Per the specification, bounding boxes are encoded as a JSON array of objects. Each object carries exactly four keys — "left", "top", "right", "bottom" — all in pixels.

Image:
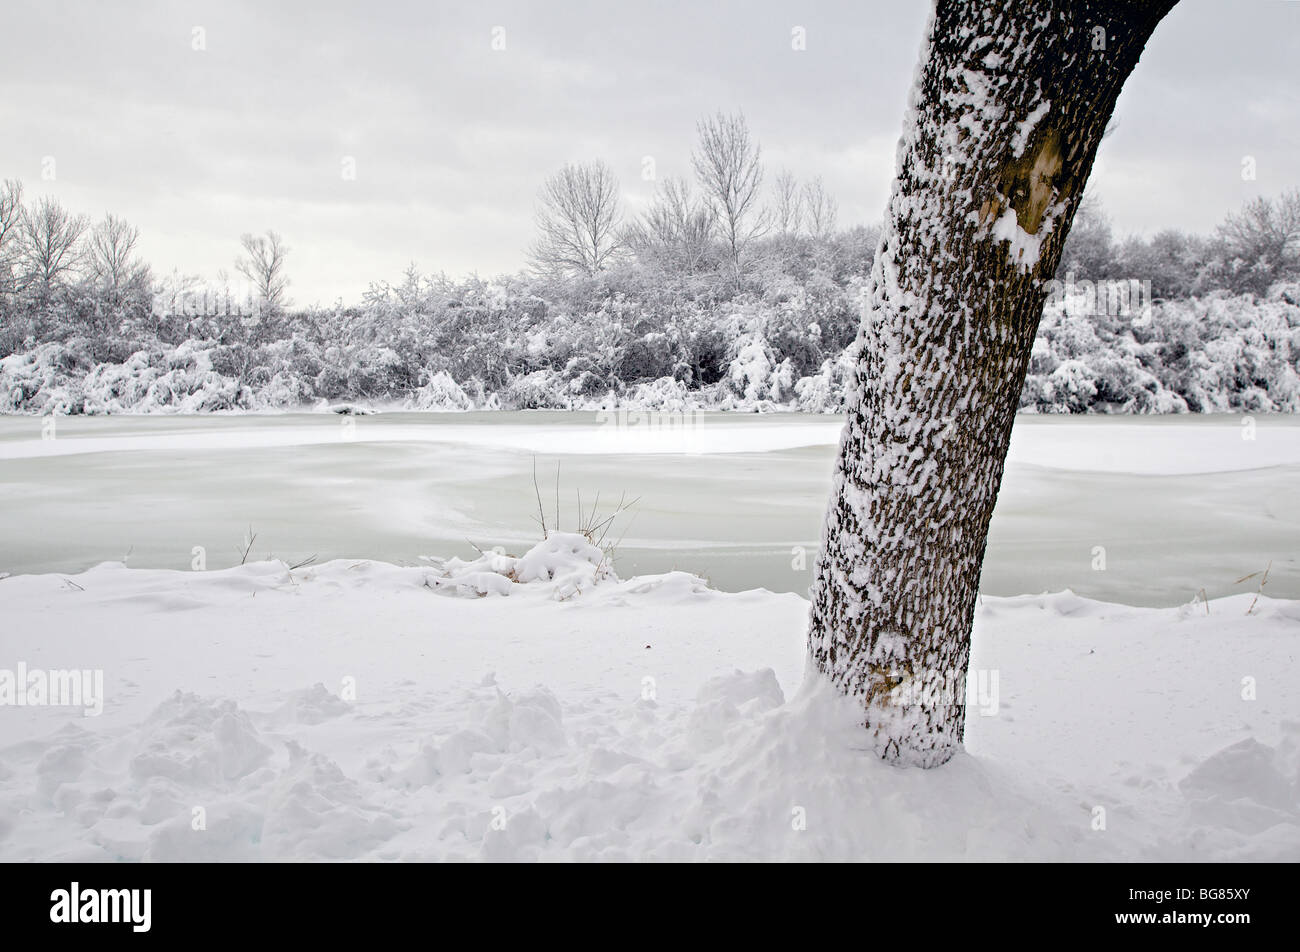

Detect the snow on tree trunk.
[{"left": 807, "top": 0, "right": 1177, "bottom": 767}]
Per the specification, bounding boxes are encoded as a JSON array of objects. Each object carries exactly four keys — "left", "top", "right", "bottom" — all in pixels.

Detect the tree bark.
[{"left": 807, "top": 0, "right": 1177, "bottom": 766}]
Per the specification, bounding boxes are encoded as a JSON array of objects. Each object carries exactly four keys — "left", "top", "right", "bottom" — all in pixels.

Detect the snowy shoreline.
[
  {"left": 1, "top": 536, "right": 1296, "bottom": 862},
  {"left": 4, "top": 289, "right": 1300, "bottom": 418}
]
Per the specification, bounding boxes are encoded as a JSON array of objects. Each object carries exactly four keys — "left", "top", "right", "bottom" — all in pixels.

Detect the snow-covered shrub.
[
  {"left": 622, "top": 376, "right": 692, "bottom": 412},
  {"left": 793, "top": 353, "right": 853, "bottom": 413},
  {"left": 404, "top": 371, "right": 474, "bottom": 412},
  {"left": 505, "top": 369, "right": 570, "bottom": 409},
  {"left": 425, "top": 533, "right": 614, "bottom": 600},
  {"left": 3, "top": 248, "right": 1297, "bottom": 416},
  {"left": 726, "top": 327, "right": 791, "bottom": 404},
  {"left": 1021, "top": 293, "right": 1300, "bottom": 413}
]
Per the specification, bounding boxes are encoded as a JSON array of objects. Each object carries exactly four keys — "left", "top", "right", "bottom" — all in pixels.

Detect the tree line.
[
  {"left": 0, "top": 110, "right": 1297, "bottom": 409},
  {"left": 0, "top": 176, "right": 292, "bottom": 356},
  {"left": 530, "top": 110, "right": 845, "bottom": 286},
  {"left": 1057, "top": 190, "right": 1300, "bottom": 297}
]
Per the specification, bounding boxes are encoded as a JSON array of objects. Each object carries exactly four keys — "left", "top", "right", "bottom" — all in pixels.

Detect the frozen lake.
[{"left": 0, "top": 411, "right": 1296, "bottom": 606}]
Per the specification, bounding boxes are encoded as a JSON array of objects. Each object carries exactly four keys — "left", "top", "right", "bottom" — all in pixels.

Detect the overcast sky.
[{"left": 3, "top": 0, "right": 1298, "bottom": 305}]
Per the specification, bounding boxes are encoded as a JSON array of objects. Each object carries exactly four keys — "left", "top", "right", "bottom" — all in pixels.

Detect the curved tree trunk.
[{"left": 807, "top": 0, "right": 1177, "bottom": 766}]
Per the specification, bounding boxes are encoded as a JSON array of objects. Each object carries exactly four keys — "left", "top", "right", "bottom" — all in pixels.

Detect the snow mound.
[
  {"left": 663, "top": 671, "right": 1089, "bottom": 861},
  {"left": 425, "top": 532, "right": 614, "bottom": 600},
  {"left": 1179, "top": 730, "right": 1300, "bottom": 846},
  {"left": 267, "top": 684, "right": 354, "bottom": 727},
  {"left": 130, "top": 692, "right": 273, "bottom": 787},
  {"left": 259, "top": 741, "right": 404, "bottom": 861}
]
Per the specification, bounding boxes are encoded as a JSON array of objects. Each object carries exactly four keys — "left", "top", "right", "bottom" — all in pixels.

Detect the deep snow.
[{"left": 0, "top": 535, "right": 1296, "bottom": 862}]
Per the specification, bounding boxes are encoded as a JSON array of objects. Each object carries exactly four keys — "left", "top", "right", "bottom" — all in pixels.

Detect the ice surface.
[{"left": 0, "top": 413, "right": 1296, "bottom": 603}]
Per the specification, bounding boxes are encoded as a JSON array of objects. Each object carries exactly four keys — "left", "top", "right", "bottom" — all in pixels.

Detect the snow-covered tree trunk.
[{"left": 808, "top": 0, "right": 1177, "bottom": 766}]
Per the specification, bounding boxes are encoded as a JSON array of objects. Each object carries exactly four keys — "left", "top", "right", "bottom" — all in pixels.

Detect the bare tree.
[
  {"left": 802, "top": 176, "right": 838, "bottom": 240},
  {"left": 19, "top": 196, "right": 88, "bottom": 290},
  {"left": 1054, "top": 189, "right": 1114, "bottom": 279},
  {"left": 773, "top": 170, "right": 804, "bottom": 237},
  {"left": 88, "top": 213, "right": 150, "bottom": 296},
  {"left": 236, "top": 230, "right": 291, "bottom": 315},
  {"left": 807, "top": 0, "right": 1177, "bottom": 767},
  {"left": 530, "top": 161, "right": 623, "bottom": 277},
  {"left": 0, "top": 181, "right": 23, "bottom": 256},
  {"left": 626, "top": 176, "right": 714, "bottom": 275},
  {"left": 0, "top": 179, "right": 24, "bottom": 295},
  {"left": 692, "top": 110, "right": 767, "bottom": 283},
  {"left": 1217, "top": 189, "right": 1300, "bottom": 293}
]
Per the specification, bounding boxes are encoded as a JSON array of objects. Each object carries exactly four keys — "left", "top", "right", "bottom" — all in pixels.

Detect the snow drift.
[{"left": 0, "top": 537, "right": 1296, "bottom": 862}]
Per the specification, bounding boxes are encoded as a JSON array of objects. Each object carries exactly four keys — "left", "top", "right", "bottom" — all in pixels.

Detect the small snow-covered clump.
[
  {"left": 794, "top": 353, "right": 854, "bottom": 413},
  {"left": 403, "top": 372, "right": 475, "bottom": 412},
  {"left": 726, "top": 330, "right": 795, "bottom": 405},
  {"left": 623, "top": 376, "right": 692, "bottom": 412},
  {"left": 426, "top": 532, "right": 613, "bottom": 600}
]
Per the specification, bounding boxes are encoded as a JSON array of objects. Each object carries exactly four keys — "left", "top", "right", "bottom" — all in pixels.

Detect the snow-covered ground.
[{"left": 0, "top": 535, "right": 1296, "bottom": 861}]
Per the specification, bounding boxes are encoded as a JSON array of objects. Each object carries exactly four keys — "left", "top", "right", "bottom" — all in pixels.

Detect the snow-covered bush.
[
  {"left": 3, "top": 249, "right": 1298, "bottom": 416},
  {"left": 1020, "top": 294, "right": 1300, "bottom": 413},
  {"left": 623, "top": 376, "right": 692, "bottom": 412},
  {"left": 404, "top": 371, "right": 474, "bottom": 412},
  {"left": 794, "top": 353, "right": 853, "bottom": 413},
  {"left": 425, "top": 533, "right": 615, "bottom": 600}
]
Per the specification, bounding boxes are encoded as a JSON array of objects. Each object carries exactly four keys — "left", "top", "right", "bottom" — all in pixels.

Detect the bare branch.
[
  {"left": 692, "top": 110, "right": 767, "bottom": 284},
  {"left": 18, "top": 196, "right": 88, "bottom": 290},
  {"left": 530, "top": 161, "right": 624, "bottom": 277}
]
